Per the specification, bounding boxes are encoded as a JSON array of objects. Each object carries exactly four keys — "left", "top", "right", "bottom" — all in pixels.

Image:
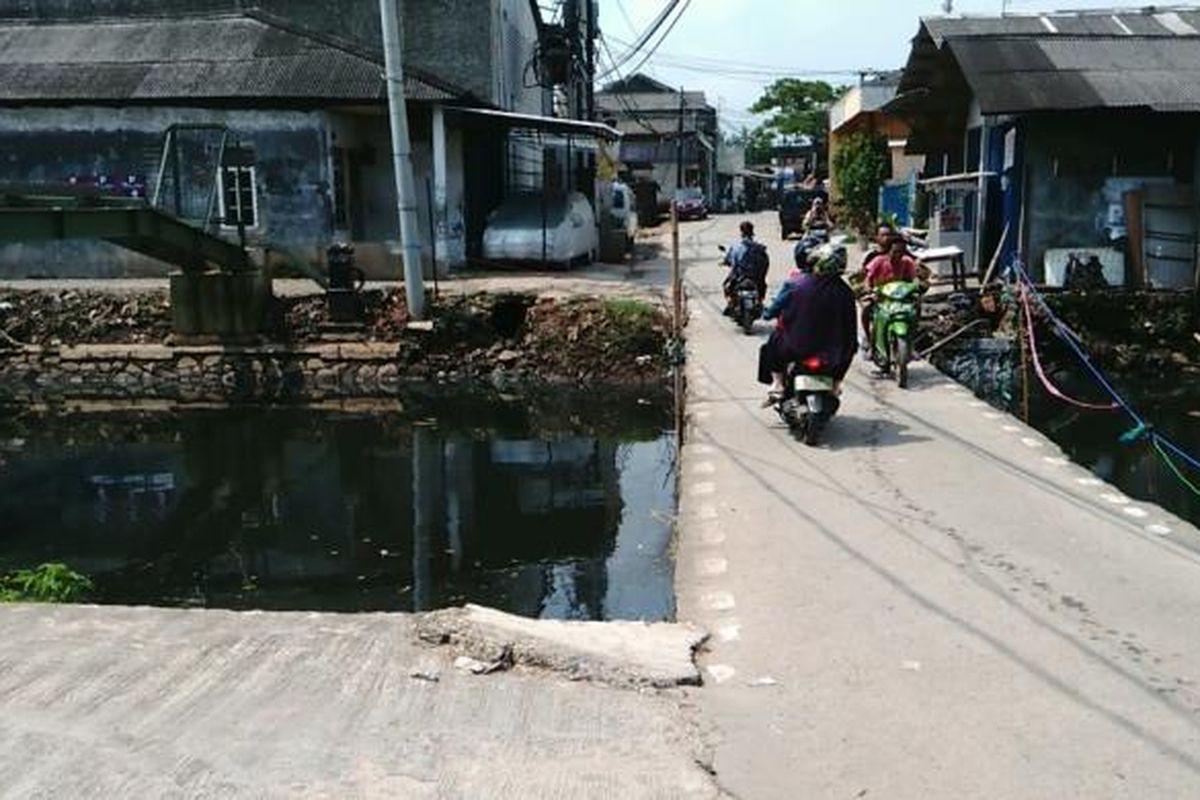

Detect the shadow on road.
[{"left": 821, "top": 414, "right": 931, "bottom": 450}]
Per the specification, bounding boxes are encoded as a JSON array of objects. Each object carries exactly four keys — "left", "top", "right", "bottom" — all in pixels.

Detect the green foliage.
[
  {"left": 832, "top": 132, "right": 892, "bottom": 234},
  {"left": 0, "top": 563, "right": 94, "bottom": 603},
  {"left": 732, "top": 125, "right": 776, "bottom": 166},
  {"left": 603, "top": 298, "right": 658, "bottom": 327},
  {"left": 749, "top": 79, "right": 843, "bottom": 141}
]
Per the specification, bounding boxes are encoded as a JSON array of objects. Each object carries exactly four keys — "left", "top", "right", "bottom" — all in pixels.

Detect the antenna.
[{"left": 941, "top": 0, "right": 953, "bottom": 13}]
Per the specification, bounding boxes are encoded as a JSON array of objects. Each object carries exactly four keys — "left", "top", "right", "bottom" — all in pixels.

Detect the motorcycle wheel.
[
  {"left": 896, "top": 337, "right": 911, "bottom": 389},
  {"left": 741, "top": 310, "right": 754, "bottom": 335},
  {"left": 803, "top": 413, "right": 825, "bottom": 446}
]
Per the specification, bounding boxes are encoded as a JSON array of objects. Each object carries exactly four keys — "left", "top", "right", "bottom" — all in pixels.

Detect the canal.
[{"left": 0, "top": 397, "right": 678, "bottom": 621}]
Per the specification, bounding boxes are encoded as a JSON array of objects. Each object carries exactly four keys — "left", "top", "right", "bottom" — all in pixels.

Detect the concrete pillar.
[{"left": 432, "top": 105, "right": 450, "bottom": 279}]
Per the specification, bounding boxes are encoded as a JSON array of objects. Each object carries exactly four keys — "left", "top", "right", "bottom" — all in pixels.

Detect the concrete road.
[
  {"left": 0, "top": 605, "right": 717, "bottom": 799},
  {"left": 673, "top": 212, "right": 1200, "bottom": 799}
]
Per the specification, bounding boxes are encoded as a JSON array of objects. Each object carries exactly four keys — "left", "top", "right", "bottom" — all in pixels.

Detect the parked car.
[
  {"left": 482, "top": 191, "right": 598, "bottom": 267},
  {"left": 611, "top": 181, "right": 638, "bottom": 251},
  {"left": 674, "top": 187, "right": 708, "bottom": 221},
  {"left": 779, "top": 187, "right": 828, "bottom": 239}
]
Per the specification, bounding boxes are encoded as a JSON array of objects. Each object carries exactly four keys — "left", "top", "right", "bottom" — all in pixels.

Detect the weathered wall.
[
  {"left": 0, "top": 106, "right": 332, "bottom": 277},
  {"left": 1022, "top": 111, "right": 1198, "bottom": 280},
  {"left": 0, "top": 343, "right": 409, "bottom": 403}
]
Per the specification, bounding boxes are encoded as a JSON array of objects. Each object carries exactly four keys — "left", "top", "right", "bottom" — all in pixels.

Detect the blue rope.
[{"left": 1011, "top": 260, "right": 1200, "bottom": 474}]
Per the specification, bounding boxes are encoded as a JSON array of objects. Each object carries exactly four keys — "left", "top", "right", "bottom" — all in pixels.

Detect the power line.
[
  {"left": 618, "top": 0, "right": 695, "bottom": 80},
  {"left": 601, "top": 0, "right": 684, "bottom": 78},
  {"left": 606, "top": 34, "right": 877, "bottom": 78},
  {"left": 597, "top": 33, "right": 667, "bottom": 136}
]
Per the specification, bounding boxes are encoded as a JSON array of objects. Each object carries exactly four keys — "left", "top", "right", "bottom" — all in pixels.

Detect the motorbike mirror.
[{"left": 717, "top": 245, "right": 727, "bottom": 252}]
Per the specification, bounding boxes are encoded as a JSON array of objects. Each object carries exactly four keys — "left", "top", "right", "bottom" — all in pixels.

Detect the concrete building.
[
  {"left": 595, "top": 73, "right": 718, "bottom": 206},
  {"left": 827, "top": 72, "right": 925, "bottom": 223},
  {"left": 894, "top": 9, "right": 1200, "bottom": 283},
  {"left": 0, "top": 0, "right": 609, "bottom": 278}
]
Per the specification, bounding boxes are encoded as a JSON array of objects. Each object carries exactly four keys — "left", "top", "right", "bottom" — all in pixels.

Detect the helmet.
[{"left": 810, "top": 243, "right": 847, "bottom": 275}]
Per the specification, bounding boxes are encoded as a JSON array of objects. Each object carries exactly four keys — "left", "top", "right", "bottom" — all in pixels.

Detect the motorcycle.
[
  {"left": 718, "top": 245, "right": 763, "bottom": 335},
  {"left": 871, "top": 280, "right": 921, "bottom": 389},
  {"left": 773, "top": 355, "right": 840, "bottom": 446}
]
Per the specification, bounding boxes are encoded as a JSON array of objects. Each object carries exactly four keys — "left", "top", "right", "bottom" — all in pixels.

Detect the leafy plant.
[
  {"left": 0, "top": 563, "right": 94, "bottom": 603},
  {"left": 603, "top": 298, "right": 659, "bottom": 327},
  {"left": 832, "top": 132, "right": 892, "bottom": 234}
]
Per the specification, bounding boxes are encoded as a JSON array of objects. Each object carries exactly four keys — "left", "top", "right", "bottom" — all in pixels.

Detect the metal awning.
[
  {"left": 448, "top": 107, "right": 622, "bottom": 140},
  {"left": 920, "top": 171, "right": 996, "bottom": 188}
]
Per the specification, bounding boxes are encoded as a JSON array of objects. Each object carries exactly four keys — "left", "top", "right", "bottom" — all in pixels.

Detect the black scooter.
[
  {"left": 772, "top": 356, "right": 840, "bottom": 446},
  {"left": 718, "top": 245, "right": 763, "bottom": 335}
]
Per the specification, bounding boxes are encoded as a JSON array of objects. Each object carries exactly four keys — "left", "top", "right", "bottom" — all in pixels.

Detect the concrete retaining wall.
[{"left": 0, "top": 343, "right": 415, "bottom": 403}]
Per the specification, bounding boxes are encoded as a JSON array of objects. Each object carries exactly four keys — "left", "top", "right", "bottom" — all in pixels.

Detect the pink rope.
[{"left": 1020, "top": 287, "right": 1119, "bottom": 412}]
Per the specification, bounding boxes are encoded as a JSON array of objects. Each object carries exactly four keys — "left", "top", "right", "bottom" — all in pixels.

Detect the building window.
[{"left": 219, "top": 166, "right": 258, "bottom": 229}]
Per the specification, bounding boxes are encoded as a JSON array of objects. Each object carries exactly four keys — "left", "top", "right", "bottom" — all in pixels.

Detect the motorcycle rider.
[
  {"left": 860, "top": 221, "right": 898, "bottom": 268},
  {"left": 861, "top": 234, "right": 919, "bottom": 356},
  {"left": 759, "top": 244, "right": 858, "bottom": 405},
  {"left": 803, "top": 197, "right": 833, "bottom": 233},
  {"left": 721, "top": 220, "right": 769, "bottom": 316}
]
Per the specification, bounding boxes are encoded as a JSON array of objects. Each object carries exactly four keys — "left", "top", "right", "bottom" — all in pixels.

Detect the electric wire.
[
  {"left": 1010, "top": 261, "right": 1200, "bottom": 495},
  {"left": 600, "top": 0, "right": 684, "bottom": 78},
  {"left": 617, "top": 0, "right": 695, "bottom": 81}
]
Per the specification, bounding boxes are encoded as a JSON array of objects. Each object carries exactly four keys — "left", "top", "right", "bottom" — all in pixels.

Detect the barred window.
[{"left": 219, "top": 166, "right": 258, "bottom": 229}]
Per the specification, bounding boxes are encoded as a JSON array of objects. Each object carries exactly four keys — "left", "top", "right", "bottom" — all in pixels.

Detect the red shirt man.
[{"left": 865, "top": 239, "right": 918, "bottom": 288}]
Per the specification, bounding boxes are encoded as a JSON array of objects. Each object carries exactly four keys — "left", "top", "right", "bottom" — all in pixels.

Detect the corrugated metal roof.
[
  {"left": 922, "top": 8, "right": 1200, "bottom": 43},
  {"left": 947, "top": 35, "right": 1200, "bottom": 113},
  {"left": 0, "top": 13, "right": 465, "bottom": 103}
]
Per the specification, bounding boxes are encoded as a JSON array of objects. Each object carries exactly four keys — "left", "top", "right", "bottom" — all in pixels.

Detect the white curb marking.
[
  {"left": 1122, "top": 507, "right": 1149, "bottom": 519},
  {"left": 703, "top": 591, "right": 736, "bottom": 612},
  {"left": 698, "top": 557, "right": 729, "bottom": 577},
  {"left": 1147, "top": 524, "right": 1173, "bottom": 536},
  {"left": 690, "top": 482, "right": 717, "bottom": 497},
  {"left": 707, "top": 664, "right": 737, "bottom": 684}
]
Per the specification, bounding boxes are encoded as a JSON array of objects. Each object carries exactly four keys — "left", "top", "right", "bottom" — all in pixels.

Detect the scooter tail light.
[{"left": 802, "top": 356, "right": 824, "bottom": 371}]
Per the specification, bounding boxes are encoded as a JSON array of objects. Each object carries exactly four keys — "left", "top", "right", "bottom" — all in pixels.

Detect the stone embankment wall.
[
  {"left": 929, "top": 337, "right": 1019, "bottom": 411},
  {"left": 1, "top": 343, "right": 447, "bottom": 403}
]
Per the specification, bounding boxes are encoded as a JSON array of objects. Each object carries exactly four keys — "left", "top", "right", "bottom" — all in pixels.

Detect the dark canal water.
[
  {"left": 1032, "top": 378, "right": 1200, "bottom": 528},
  {"left": 0, "top": 400, "right": 677, "bottom": 620}
]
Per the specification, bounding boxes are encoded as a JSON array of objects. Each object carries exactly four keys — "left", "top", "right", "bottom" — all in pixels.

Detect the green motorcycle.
[{"left": 872, "top": 280, "right": 921, "bottom": 389}]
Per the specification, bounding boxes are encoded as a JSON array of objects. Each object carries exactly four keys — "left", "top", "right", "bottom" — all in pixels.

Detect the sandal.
[{"left": 761, "top": 390, "right": 784, "bottom": 408}]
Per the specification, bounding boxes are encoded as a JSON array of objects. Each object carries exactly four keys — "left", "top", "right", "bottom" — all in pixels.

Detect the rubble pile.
[
  {"left": 1042, "top": 290, "right": 1199, "bottom": 374},
  {"left": 0, "top": 289, "right": 172, "bottom": 346},
  {"left": 0, "top": 287, "right": 673, "bottom": 387}
]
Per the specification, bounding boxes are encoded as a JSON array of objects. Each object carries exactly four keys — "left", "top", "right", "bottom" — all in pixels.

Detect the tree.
[
  {"left": 746, "top": 79, "right": 845, "bottom": 173},
  {"left": 729, "top": 126, "right": 775, "bottom": 166},
  {"left": 832, "top": 132, "right": 891, "bottom": 234},
  {"left": 749, "top": 79, "right": 842, "bottom": 141}
]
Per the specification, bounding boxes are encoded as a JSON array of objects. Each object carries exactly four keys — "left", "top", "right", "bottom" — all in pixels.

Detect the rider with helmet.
[
  {"left": 721, "top": 220, "right": 769, "bottom": 316},
  {"left": 758, "top": 243, "right": 858, "bottom": 404}
]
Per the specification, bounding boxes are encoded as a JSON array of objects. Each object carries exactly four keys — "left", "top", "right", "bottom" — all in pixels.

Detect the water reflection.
[{"left": 0, "top": 406, "right": 677, "bottom": 620}]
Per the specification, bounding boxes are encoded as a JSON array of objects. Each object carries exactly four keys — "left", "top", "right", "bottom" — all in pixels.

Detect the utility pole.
[
  {"left": 379, "top": 0, "right": 426, "bottom": 320},
  {"left": 585, "top": 0, "right": 596, "bottom": 119},
  {"left": 676, "top": 86, "right": 685, "bottom": 190}
]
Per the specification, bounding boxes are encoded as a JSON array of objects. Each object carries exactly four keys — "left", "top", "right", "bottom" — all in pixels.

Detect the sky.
[{"left": 594, "top": 0, "right": 1199, "bottom": 132}]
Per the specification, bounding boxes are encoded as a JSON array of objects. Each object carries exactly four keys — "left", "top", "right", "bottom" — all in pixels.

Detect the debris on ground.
[{"left": 0, "top": 288, "right": 675, "bottom": 385}]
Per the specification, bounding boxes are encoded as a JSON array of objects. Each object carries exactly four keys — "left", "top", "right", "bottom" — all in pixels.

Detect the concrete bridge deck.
[{"left": 674, "top": 213, "right": 1200, "bottom": 799}]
